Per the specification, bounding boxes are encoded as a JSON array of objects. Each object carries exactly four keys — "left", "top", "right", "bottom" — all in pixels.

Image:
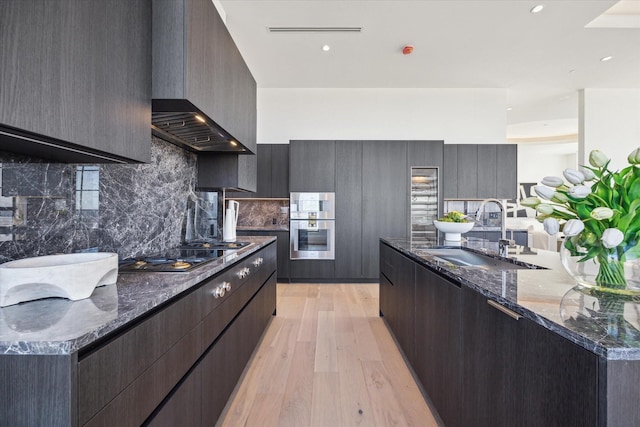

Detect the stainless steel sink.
[{"left": 420, "top": 248, "right": 535, "bottom": 270}]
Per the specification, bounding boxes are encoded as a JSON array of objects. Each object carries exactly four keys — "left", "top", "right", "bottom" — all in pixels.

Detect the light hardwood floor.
[{"left": 217, "top": 283, "right": 440, "bottom": 427}]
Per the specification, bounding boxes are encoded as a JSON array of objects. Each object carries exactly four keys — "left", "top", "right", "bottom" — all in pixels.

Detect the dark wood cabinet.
[
  {"left": 521, "top": 319, "right": 598, "bottom": 427},
  {"left": 152, "top": 0, "right": 256, "bottom": 154},
  {"left": 414, "top": 266, "right": 461, "bottom": 427},
  {"left": 335, "top": 141, "right": 363, "bottom": 279},
  {"left": 378, "top": 242, "right": 415, "bottom": 364},
  {"left": 0, "top": 0, "right": 151, "bottom": 163},
  {"left": 462, "top": 287, "right": 524, "bottom": 427},
  {"left": 362, "top": 141, "right": 408, "bottom": 279},
  {"left": 289, "top": 139, "right": 443, "bottom": 281},
  {"left": 466, "top": 230, "right": 528, "bottom": 246},
  {"left": 443, "top": 144, "right": 517, "bottom": 199},
  {"left": 289, "top": 140, "right": 336, "bottom": 192},
  {"left": 463, "top": 287, "right": 598, "bottom": 427},
  {"left": 271, "top": 145, "right": 290, "bottom": 198},
  {"left": 380, "top": 244, "right": 601, "bottom": 427},
  {"left": 197, "top": 153, "right": 257, "bottom": 192},
  {"left": 254, "top": 145, "right": 273, "bottom": 198},
  {"left": 237, "top": 230, "right": 289, "bottom": 281},
  {"left": 496, "top": 144, "right": 518, "bottom": 199}
]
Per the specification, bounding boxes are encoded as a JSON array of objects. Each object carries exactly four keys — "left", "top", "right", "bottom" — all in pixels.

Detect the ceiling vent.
[{"left": 267, "top": 26, "right": 362, "bottom": 33}]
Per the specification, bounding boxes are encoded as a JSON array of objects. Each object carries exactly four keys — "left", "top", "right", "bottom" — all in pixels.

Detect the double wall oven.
[{"left": 289, "top": 192, "right": 335, "bottom": 260}]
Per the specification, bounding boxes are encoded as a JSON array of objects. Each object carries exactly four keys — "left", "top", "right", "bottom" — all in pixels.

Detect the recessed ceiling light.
[
  {"left": 600, "top": 55, "right": 613, "bottom": 62},
  {"left": 322, "top": 45, "right": 330, "bottom": 52},
  {"left": 194, "top": 115, "right": 206, "bottom": 123},
  {"left": 569, "top": 69, "right": 576, "bottom": 73},
  {"left": 530, "top": 5, "right": 544, "bottom": 14},
  {"left": 506, "top": 107, "right": 513, "bottom": 111}
]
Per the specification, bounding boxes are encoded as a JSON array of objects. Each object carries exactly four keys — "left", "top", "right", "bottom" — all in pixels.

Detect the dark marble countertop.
[
  {"left": 0, "top": 236, "right": 276, "bottom": 356},
  {"left": 382, "top": 237, "right": 640, "bottom": 360}
]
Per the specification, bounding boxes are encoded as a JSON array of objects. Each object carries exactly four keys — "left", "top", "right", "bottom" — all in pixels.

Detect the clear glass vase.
[
  {"left": 560, "top": 286, "right": 640, "bottom": 346},
  {"left": 560, "top": 243, "right": 640, "bottom": 297}
]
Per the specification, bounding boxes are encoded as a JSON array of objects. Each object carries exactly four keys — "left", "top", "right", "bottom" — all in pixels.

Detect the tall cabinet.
[{"left": 290, "top": 140, "right": 444, "bottom": 281}]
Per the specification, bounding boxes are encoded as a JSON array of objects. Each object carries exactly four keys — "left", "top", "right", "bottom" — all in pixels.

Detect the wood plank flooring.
[{"left": 217, "top": 283, "right": 440, "bottom": 427}]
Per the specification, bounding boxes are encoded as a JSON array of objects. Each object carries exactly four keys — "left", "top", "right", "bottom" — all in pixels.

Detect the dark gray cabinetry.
[
  {"left": 289, "top": 140, "right": 336, "bottom": 192},
  {"left": 379, "top": 242, "right": 415, "bottom": 364},
  {"left": 271, "top": 145, "right": 290, "bottom": 198},
  {"left": 414, "top": 266, "right": 461, "bottom": 427},
  {"left": 197, "top": 153, "right": 257, "bottom": 192},
  {"left": 290, "top": 140, "right": 443, "bottom": 281},
  {"left": 380, "top": 244, "right": 601, "bottom": 427},
  {"left": 0, "top": 0, "right": 151, "bottom": 163},
  {"left": 461, "top": 287, "right": 524, "bottom": 426},
  {"left": 496, "top": 143, "right": 518, "bottom": 199},
  {"left": 335, "top": 141, "right": 363, "bottom": 279},
  {"left": 1, "top": 243, "right": 276, "bottom": 427},
  {"left": 463, "top": 287, "right": 598, "bottom": 427},
  {"left": 152, "top": 0, "right": 256, "bottom": 154},
  {"left": 229, "top": 144, "right": 289, "bottom": 198},
  {"left": 237, "top": 230, "right": 289, "bottom": 281},
  {"left": 362, "top": 141, "right": 408, "bottom": 279},
  {"left": 443, "top": 144, "right": 517, "bottom": 199}
]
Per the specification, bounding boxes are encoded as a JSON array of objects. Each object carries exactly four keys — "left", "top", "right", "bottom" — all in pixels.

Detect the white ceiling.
[{"left": 219, "top": 0, "right": 640, "bottom": 139}]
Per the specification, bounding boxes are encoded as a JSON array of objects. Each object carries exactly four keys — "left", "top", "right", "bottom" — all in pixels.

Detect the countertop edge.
[
  {"left": 381, "top": 237, "right": 640, "bottom": 361},
  {"left": 0, "top": 236, "right": 276, "bottom": 356}
]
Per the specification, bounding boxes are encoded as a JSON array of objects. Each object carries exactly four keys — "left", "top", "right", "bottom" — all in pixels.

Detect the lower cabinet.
[
  {"left": 77, "top": 242, "right": 276, "bottom": 427},
  {"left": 463, "top": 287, "right": 598, "bottom": 427},
  {"left": 380, "top": 242, "right": 601, "bottom": 427},
  {"left": 414, "top": 265, "right": 461, "bottom": 427},
  {"left": 379, "top": 242, "right": 415, "bottom": 364},
  {"left": 237, "top": 230, "right": 289, "bottom": 281},
  {"left": 147, "top": 264, "right": 277, "bottom": 426}
]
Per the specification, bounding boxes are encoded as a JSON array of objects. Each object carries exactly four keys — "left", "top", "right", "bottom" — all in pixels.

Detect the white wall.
[
  {"left": 579, "top": 89, "right": 640, "bottom": 170},
  {"left": 517, "top": 142, "right": 578, "bottom": 185},
  {"left": 257, "top": 88, "right": 507, "bottom": 144}
]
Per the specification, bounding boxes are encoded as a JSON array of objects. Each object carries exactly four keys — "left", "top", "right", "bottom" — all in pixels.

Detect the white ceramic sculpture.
[{"left": 0, "top": 253, "right": 118, "bottom": 307}]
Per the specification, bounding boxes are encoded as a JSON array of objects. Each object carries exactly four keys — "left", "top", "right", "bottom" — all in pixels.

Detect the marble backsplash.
[
  {"left": 0, "top": 137, "right": 211, "bottom": 263},
  {"left": 235, "top": 199, "right": 289, "bottom": 227}
]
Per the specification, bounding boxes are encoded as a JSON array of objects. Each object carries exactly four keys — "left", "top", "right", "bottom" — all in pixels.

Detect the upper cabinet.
[
  {"left": 152, "top": 0, "right": 257, "bottom": 155},
  {"left": 444, "top": 144, "right": 517, "bottom": 199},
  {"left": 289, "top": 140, "right": 336, "bottom": 192},
  {"left": 0, "top": 0, "right": 152, "bottom": 163}
]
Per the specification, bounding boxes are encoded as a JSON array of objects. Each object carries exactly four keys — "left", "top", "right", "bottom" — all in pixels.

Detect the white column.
[{"left": 579, "top": 88, "right": 640, "bottom": 170}]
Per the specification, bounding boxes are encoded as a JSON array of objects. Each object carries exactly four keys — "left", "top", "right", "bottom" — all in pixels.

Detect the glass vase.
[{"left": 560, "top": 243, "right": 640, "bottom": 297}]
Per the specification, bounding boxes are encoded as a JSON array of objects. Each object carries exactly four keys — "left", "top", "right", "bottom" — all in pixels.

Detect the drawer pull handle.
[
  {"left": 237, "top": 267, "right": 251, "bottom": 279},
  {"left": 212, "top": 286, "right": 225, "bottom": 299},
  {"left": 487, "top": 300, "right": 521, "bottom": 320},
  {"left": 252, "top": 257, "right": 263, "bottom": 267},
  {"left": 222, "top": 281, "right": 231, "bottom": 292}
]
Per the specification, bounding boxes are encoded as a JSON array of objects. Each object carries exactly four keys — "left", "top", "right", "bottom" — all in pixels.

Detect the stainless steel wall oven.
[{"left": 289, "top": 192, "right": 335, "bottom": 260}]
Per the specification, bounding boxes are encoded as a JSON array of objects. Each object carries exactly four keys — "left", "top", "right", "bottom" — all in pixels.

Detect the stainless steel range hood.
[{"left": 151, "top": 99, "right": 249, "bottom": 153}]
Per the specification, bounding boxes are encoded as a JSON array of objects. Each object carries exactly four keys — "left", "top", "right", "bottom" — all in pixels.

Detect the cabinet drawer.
[
  {"left": 83, "top": 325, "right": 202, "bottom": 427},
  {"left": 201, "top": 243, "right": 276, "bottom": 346},
  {"left": 78, "top": 289, "right": 202, "bottom": 425},
  {"left": 200, "top": 243, "right": 276, "bottom": 318}
]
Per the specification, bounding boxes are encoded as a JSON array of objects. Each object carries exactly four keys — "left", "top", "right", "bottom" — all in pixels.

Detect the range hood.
[{"left": 151, "top": 99, "right": 249, "bottom": 153}]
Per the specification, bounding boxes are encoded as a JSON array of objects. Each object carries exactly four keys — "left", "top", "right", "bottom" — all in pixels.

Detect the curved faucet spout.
[{"left": 476, "top": 198, "right": 508, "bottom": 243}]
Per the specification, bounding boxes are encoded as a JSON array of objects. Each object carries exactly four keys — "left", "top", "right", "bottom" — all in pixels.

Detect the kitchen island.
[
  {"left": 381, "top": 237, "right": 640, "bottom": 427},
  {"left": 1, "top": 236, "right": 276, "bottom": 426}
]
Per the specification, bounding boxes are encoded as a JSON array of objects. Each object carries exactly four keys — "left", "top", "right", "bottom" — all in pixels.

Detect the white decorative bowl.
[
  {"left": 0, "top": 253, "right": 118, "bottom": 307},
  {"left": 434, "top": 220, "right": 474, "bottom": 242}
]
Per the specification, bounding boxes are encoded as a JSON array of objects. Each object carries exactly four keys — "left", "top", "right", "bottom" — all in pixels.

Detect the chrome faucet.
[{"left": 476, "top": 198, "right": 513, "bottom": 256}]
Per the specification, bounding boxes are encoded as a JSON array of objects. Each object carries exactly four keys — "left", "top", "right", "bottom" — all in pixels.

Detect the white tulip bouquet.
[{"left": 523, "top": 148, "right": 640, "bottom": 290}]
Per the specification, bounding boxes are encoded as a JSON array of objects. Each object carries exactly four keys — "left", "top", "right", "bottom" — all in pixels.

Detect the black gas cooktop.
[{"left": 118, "top": 241, "right": 252, "bottom": 273}]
